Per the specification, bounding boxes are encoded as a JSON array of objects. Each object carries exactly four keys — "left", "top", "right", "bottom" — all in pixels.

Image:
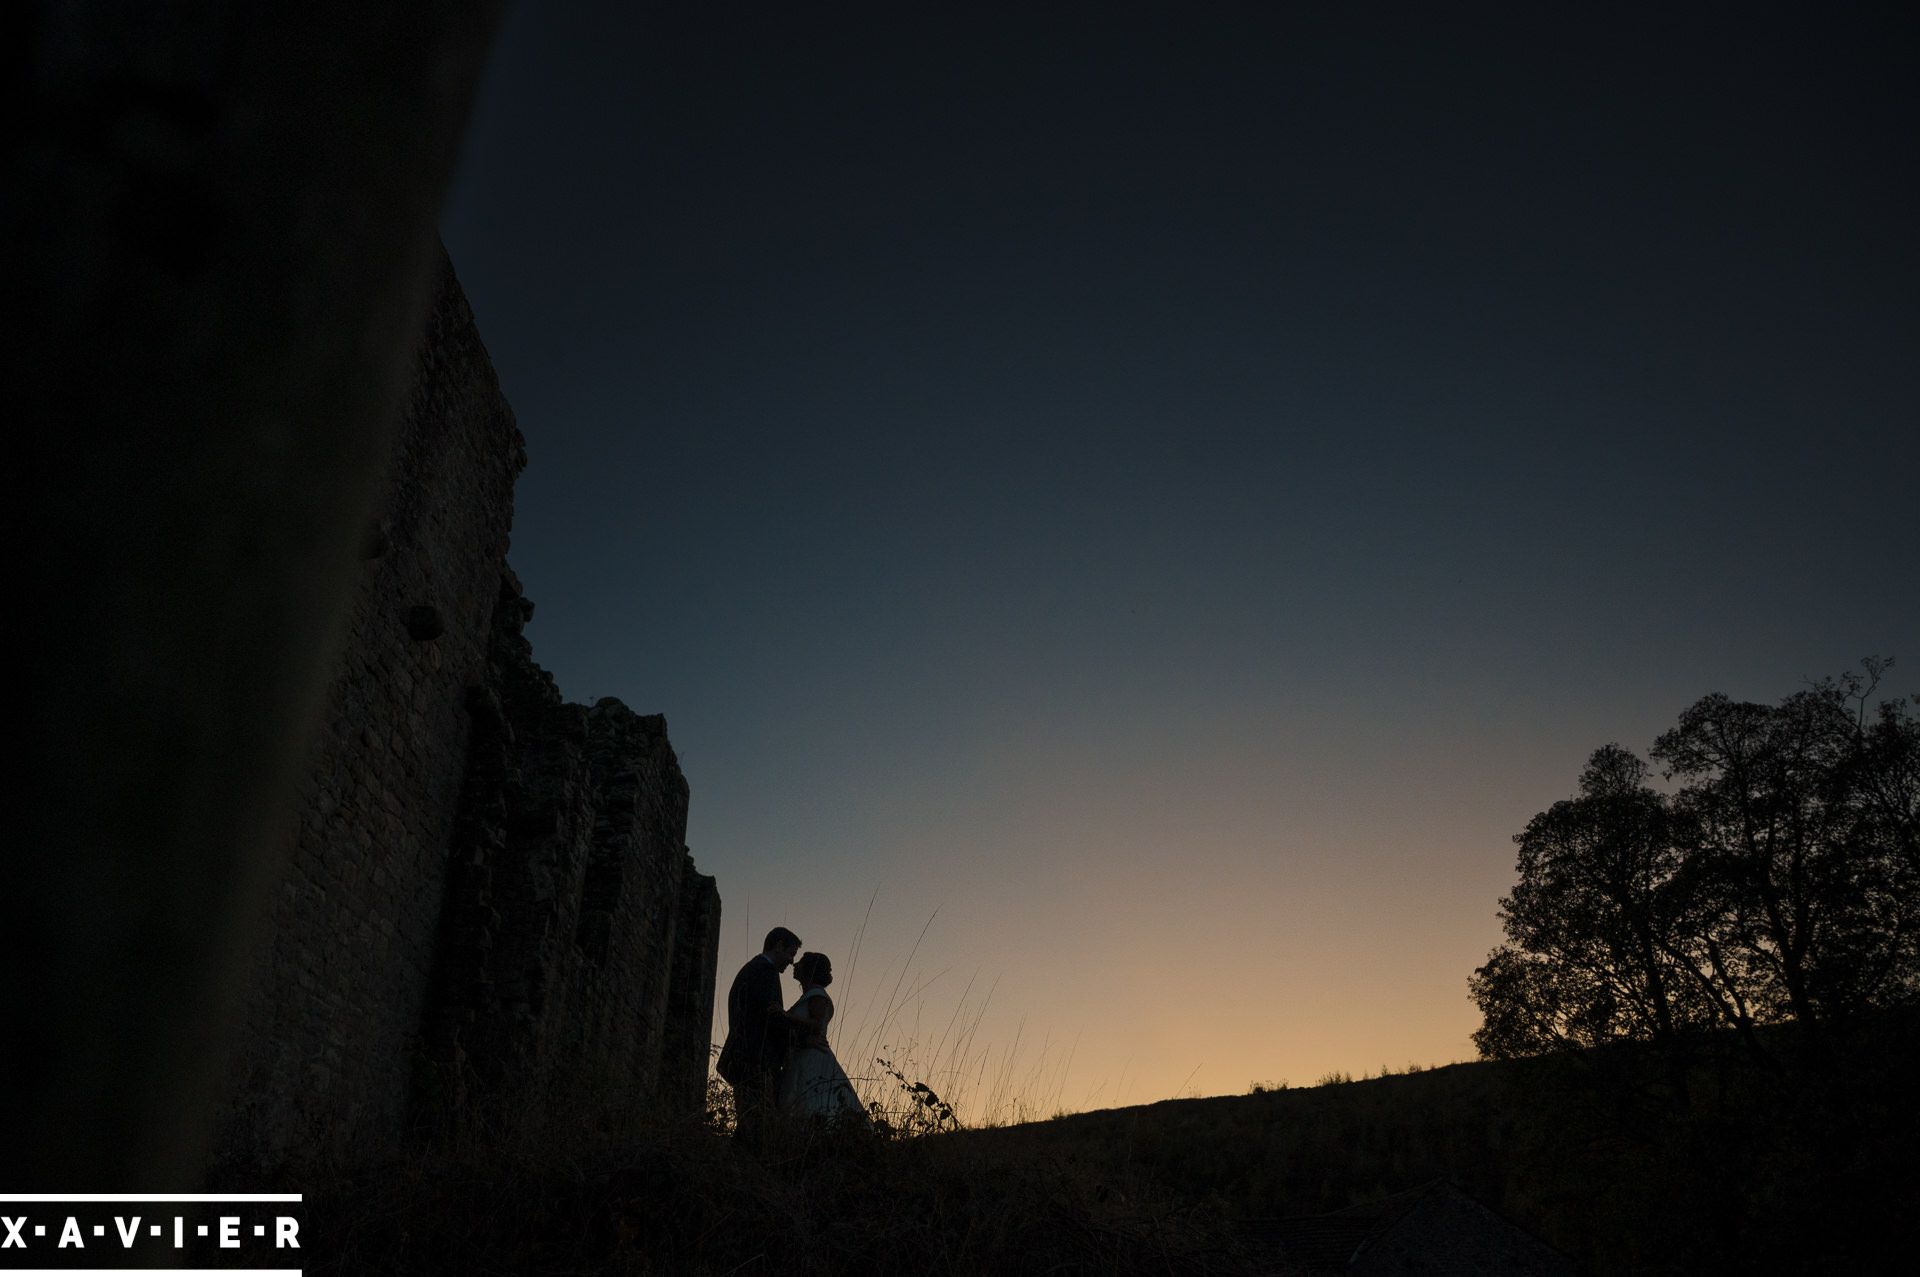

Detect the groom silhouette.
[{"left": 717, "top": 926, "right": 801, "bottom": 1142}]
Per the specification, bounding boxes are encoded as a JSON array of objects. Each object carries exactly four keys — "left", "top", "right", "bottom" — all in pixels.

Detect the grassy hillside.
[
  {"left": 222, "top": 1011, "right": 1916, "bottom": 1274},
  {"left": 956, "top": 1009, "right": 1920, "bottom": 1273},
  {"left": 228, "top": 1115, "right": 1267, "bottom": 1275}
]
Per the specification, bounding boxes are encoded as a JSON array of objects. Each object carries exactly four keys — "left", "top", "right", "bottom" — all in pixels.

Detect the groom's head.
[{"left": 763, "top": 926, "right": 802, "bottom": 971}]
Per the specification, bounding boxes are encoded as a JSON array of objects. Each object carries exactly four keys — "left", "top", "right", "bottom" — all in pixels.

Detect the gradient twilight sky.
[{"left": 439, "top": 2, "right": 1918, "bottom": 1112}]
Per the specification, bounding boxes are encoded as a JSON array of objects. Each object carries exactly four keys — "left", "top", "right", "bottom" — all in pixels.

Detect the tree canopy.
[{"left": 1471, "top": 660, "right": 1919, "bottom": 1065}]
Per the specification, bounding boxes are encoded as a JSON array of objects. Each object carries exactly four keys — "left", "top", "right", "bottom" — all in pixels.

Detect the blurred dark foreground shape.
[
  {"left": 1241, "top": 1179, "right": 1572, "bottom": 1274},
  {"left": 3, "top": 0, "right": 503, "bottom": 1191}
]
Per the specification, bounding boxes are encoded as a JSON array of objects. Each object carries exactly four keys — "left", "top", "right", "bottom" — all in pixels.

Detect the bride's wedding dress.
[{"left": 779, "top": 986, "right": 869, "bottom": 1124}]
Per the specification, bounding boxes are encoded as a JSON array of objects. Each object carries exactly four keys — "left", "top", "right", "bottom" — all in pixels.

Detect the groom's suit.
[
  {"left": 721, "top": 953, "right": 790, "bottom": 1076},
  {"left": 718, "top": 953, "right": 790, "bottom": 1137}
]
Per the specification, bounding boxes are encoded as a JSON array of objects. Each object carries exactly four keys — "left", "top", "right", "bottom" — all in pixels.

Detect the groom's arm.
[{"left": 754, "top": 967, "right": 789, "bottom": 1043}]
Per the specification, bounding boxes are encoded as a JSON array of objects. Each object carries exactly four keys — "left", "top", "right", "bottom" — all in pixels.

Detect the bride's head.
[{"left": 794, "top": 952, "right": 833, "bottom": 988}]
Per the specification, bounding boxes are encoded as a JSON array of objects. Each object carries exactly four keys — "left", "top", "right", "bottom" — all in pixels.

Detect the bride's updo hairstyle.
[{"left": 794, "top": 952, "right": 833, "bottom": 988}]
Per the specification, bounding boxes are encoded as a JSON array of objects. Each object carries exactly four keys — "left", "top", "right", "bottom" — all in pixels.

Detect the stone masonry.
[{"left": 209, "top": 248, "right": 720, "bottom": 1169}]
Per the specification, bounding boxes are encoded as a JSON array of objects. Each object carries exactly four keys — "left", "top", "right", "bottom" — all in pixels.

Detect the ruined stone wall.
[
  {"left": 210, "top": 250, "right": 719, "bottom": 1170},
  {"left": 421, "top": 581, "right": 722, "bottom": 1135}
]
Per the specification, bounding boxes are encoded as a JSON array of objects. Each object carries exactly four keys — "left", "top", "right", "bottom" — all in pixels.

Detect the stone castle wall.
[{"left": 210, "top": 251, "right": 719, "bottom": 1169}]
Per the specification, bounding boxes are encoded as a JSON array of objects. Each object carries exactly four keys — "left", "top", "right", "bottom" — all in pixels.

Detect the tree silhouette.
[
  {"left": 1652, "top": 660, "right": 1918, "bottom": 1028},
  {"left": 1473, "top": 661, "right": 1918, "bottom": 1074},
  {"left": 1470, "top": 745, "right": 1710, "bottom": 1062}
]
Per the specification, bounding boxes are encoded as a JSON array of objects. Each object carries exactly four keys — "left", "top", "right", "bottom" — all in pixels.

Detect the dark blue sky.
[{"left": 441, "top": 2, "right": 1918, "bottom": 1108}]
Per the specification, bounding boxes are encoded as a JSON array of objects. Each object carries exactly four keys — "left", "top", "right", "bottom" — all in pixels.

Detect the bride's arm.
[{"left": 783, "top": 995, "right": 831, "bottom": 1040}]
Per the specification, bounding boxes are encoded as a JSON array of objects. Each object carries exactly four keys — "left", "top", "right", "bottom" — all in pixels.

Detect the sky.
[{"left": 439, "top": 1, "right": 1918, "bottom": 1114}]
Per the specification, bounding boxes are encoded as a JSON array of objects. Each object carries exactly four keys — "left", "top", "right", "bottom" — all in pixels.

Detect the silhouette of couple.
[{"left": 717, "top": 926, "right": 870, "bottom": 1137}]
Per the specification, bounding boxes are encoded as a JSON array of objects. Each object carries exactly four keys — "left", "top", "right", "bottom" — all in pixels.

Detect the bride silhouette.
[{"left": 778, "top": 952, "right": 871, "bottom": 1126}]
